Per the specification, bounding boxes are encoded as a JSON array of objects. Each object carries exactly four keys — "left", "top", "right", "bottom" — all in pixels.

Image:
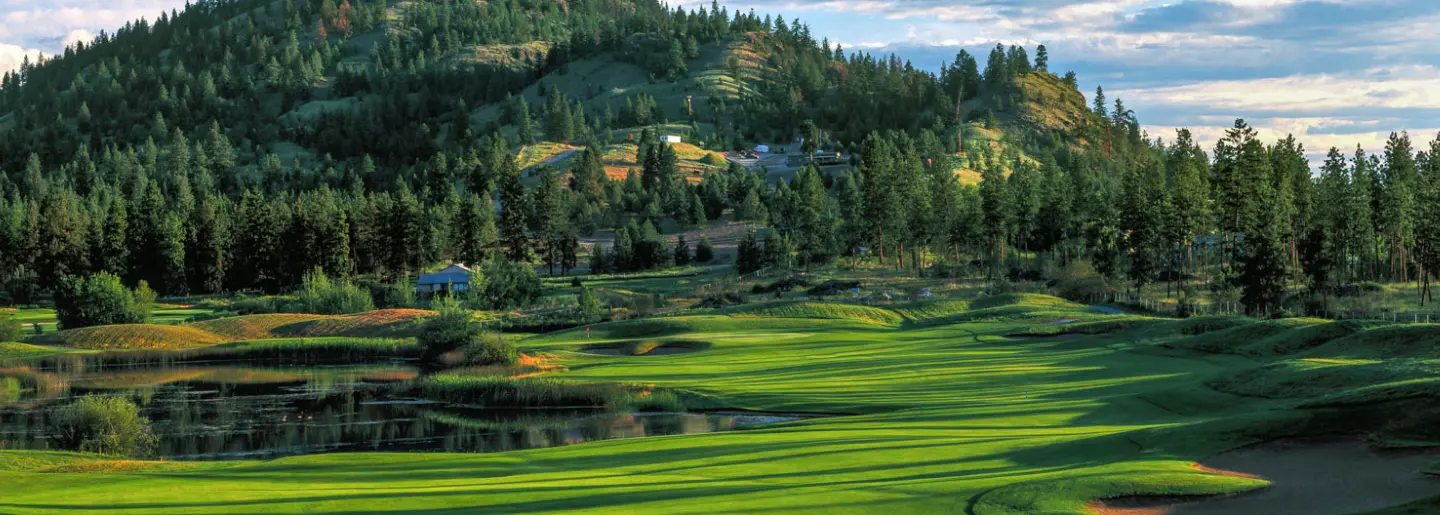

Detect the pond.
[{"left": 0, "top": 354, "right": 793, "bottom": 461}]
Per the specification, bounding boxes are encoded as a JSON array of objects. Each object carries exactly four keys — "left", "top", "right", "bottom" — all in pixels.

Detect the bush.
[
  {"left": 296, "top": 269, "right": 374, "bottom": 314},
  {"left": 366, "top": 280, "right": 416, "bottom": 309},
  {"left": 460, "top": 332, "right": 519, "bottom": 366},
  {"left": 1046, "top": 260, "right": 1112, "bottom": 301},
  {"left": 53, "top": 273, "right": 155, "bottom": 329},
  {"left": 419, "top": 298, "right": 515, "bottom": 364},
  {"left": 0, "top": 310, "right": 19, "bottom": 342},
  {"left": 479, "top": 261, "right": 543, "bottom": 310},
  {"left": 49, "top": 395, "right": 157, "bottom": 458},
  {"left": 695, "top": 236, "right": 714, "bottom": 263},
  {"left": 579, "top": 287, "right": 604, "bottom": 322}
]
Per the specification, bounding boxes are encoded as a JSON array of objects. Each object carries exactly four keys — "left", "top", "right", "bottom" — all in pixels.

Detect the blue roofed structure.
[{"left": 416, "top": 264, "right": 474, "bottom": 294}]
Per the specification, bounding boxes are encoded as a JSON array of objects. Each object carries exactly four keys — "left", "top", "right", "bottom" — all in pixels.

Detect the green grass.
[
  {"left": 5, "top": 294, "right": 1440, "bottom": 514},
  {"left": 0, "top": 342, "right": 82, "bottom": 360}
]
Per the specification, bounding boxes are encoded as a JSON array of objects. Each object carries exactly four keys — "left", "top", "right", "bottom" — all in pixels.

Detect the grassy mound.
[
  {"left": 1008, "top": 315, "right": 1169, "bottom": 337},
  {"left": 1177, "top": 315, "right": 1255, "bottom": 335},
  {"left": 725, "top": 301, "right": 903, "bottom": 326},
  {"left": 190, "top": 309, "right": 431, "bottom": 340},
  {"left": 1301, "top": 325, "right": 1440, "bottom": 359},
  {"left": 579, "top": 339, "right": 710, "bottom": 356},
  {"left": 1238, "top": 319, "right": 1386, "bottom": 357},
  {"left": 189, "top": 314, "right": 327, "bottom": 340},
  {"left": 0, "top": 342, "right": 75, "bottom": 360},
  {"left": 1165, "top": 318, "right": 1328, "bottom": 354},
  {"left": 1210, "top": 358, "right": 1437, "bottom": 401},
  {"left": 34, "top": 324, "right": 226, "bottom": 351},
  {"left": 972, "top": 465, "right": 1266, "bottom": 515}
]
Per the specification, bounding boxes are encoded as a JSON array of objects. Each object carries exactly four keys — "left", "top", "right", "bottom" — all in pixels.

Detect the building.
[
  {"left": 660, "top": 135, "right": 682, "bottom": 143},
  {"left": 416, "top": 264, "right": 474, "bottom": 295}
]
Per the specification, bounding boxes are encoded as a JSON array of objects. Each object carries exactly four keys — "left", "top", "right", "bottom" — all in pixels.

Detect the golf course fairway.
[{"left": 4, "top": 294, "right": 1439, "bottom": 514}]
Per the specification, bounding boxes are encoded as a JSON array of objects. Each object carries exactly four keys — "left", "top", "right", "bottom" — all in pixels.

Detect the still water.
[{"left": 0, "top": 355, "right": 787, "bottom": 460}]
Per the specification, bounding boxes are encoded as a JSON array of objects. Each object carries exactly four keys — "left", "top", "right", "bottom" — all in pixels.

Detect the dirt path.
[{"left": 1090, "top": 439, "right": 1440, "bottom": 515}]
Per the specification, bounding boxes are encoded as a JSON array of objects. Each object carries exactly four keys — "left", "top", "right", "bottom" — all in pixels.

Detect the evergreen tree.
[
  {"left": 497, "top": 159, "right": 531, "bottom": 262},
  {"left": 695, "top": 235, "right": 714, "bottom": 263},
  {"left": 516, "top": 96, "right": 535, "bottom": 144},
  {"left": 674, "top": 235, "right": 692, "bottom": 266}
]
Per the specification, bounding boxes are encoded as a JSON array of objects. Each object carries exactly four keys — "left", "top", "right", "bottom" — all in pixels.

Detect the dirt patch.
[{"left": 1090, "top": 438, "right": 1440, "bottom": 515}]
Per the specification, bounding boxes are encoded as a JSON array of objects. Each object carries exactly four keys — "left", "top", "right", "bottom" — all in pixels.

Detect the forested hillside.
[{"left": 2, "top": 0, "right": 1438, "bottom": 318}]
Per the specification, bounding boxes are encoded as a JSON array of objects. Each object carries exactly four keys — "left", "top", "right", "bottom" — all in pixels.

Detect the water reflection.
[{"left": 0, "top": 354, "right": 784, "bottom": 460}]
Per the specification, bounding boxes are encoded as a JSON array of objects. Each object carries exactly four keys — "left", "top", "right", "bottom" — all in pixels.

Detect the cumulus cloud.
[{"left": 0, "top": 42, "right": 44, "bottom": 77}]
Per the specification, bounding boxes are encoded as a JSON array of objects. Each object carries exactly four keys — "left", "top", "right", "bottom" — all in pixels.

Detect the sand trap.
[{"left": 1090, "top": 439, "right": 1440, "bottom": 515}]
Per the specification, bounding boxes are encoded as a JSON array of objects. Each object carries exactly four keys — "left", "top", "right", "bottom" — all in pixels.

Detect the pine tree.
[
  {"left": 455, "top": 192, "right": 498, "bottom": 265},
  {"left": 497, "top": 156, "right": 531, "bottom": 262},
  {"left": 187, "top": 195, "right": 228, "bottom": 294},
  {"left": 695, "top": 235, "right": 714, "bottom": 263},
  {"left": 516, "top": 96, "right": 535, "bottom": 144},
  {"left": 673, "top": 234, "right": 692, "bottom": 266},
  {"left": 544, "top": 87, "right": 573, "bottom": 143}
]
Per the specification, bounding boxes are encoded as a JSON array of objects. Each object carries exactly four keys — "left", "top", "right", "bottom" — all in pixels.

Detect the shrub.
[
  {"left": 1046, "top": 260, "right": 1112, "bottom": 301},
  {"left": 53, "top": 273, "right": 155, "bottom": 329},
  {"left": 579, "top": 286, "right": 604, "bottom": 322},
  {"left": 419, "top": 298, "right": 515, "bottom": 364},
  {"left": 0, "top": 310, "right": 19, "bottom": 342},
  {"left": 695, "top": 236, "right": 714, "bottom": 263},
  {"left": 296, "top": 269, "right": 374, "bottom": 314},
  {"left": 479, "top": 260, "right": 543, "bottom": 310},
  {"left": 366, "top": 280, "right": 416, "bottom": 309},
  {"left": 49, "top": 395, "right": 157, "bottom": 458},
  {"left": 460, "top": 332, "right": 519, "bottom": 366}
]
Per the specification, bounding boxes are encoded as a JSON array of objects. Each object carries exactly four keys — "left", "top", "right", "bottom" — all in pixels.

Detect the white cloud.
[
  {"left": 61, "top": 29, "right": 95, "bottom": 50},
  {"left": 0, "top": 42, "right": 43, "bottom": 76}
]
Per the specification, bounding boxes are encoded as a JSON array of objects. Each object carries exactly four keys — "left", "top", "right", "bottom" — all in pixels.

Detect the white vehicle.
[{"left": 754, "top": 145, "right": 770, "bottom": 153}]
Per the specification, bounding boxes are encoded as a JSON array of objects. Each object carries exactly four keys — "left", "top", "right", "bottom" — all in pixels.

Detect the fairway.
[{"left": 7, "top": 296, "right": 1381, "bottom": 515}]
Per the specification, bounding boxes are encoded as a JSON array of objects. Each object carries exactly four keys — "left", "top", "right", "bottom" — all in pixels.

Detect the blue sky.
[{"left": 4, "top": 0, "right": 1438, "bottom": 161}]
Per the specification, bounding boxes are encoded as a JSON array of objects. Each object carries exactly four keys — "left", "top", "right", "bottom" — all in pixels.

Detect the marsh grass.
[
  {"left": 420, "top": 373, "right": 686, "bottom": 410},
  {"left": 191, "top": 337, "right": 420, "bottom": 361}
]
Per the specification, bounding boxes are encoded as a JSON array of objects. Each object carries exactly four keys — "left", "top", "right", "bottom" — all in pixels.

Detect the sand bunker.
[{"left": 1090, "top": 439, "right": 1440, "bottom": 515}]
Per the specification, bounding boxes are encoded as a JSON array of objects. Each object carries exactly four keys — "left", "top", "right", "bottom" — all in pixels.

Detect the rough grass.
[
  {"left": 33, "top": 324, "right": 226, "bottom": 351},
  {"left": 0, "top": 342, "right": 76, "bottom": 360},
  {"left": 724, "top": 301, "right": 904, "bottom": 326},
  {"left": 0, "top": 451, "right": 193, "bottom": 473},
  {"left": 27, "top": 309, "right": 431, "bottom": 352},
  {"left": 194, "top": 337, "right": 420, "bottom": 360},
  {"left": 190, "top": 309, "right": 431, "bottom": 340}
]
